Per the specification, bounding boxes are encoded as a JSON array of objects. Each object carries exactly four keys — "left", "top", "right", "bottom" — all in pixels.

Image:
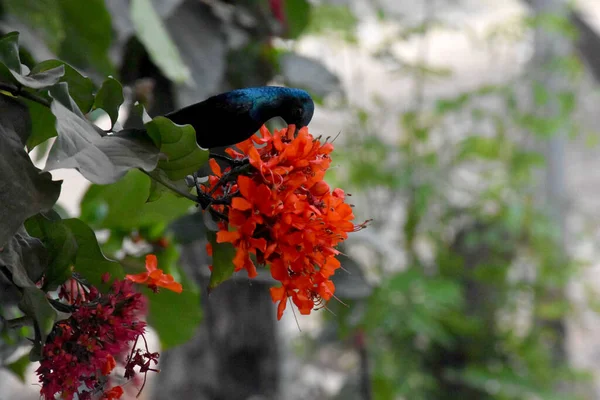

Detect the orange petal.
[
  {"left": 125, "top": 272, "right": 149, "bottom": 283},
  {"left": 232, "top": 197, "right": 252, "bottom": 211},
  {"left": 145, "top": 254, "right": 158, "bottom": 272},
  {"left": 237, "top": 175, "right": 254, "bottom": 200},
  {"left": 216, "top": 229, "right": 241, "bottom": 243}
]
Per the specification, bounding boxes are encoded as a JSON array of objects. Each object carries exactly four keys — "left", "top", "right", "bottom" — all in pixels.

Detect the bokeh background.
[{"left": 4, "top": 0, "right": 600, "bottom": 399}]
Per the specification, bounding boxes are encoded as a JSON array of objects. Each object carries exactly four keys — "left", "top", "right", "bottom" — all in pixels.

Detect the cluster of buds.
[{"left": 37, "top": 255, "right": 181, "bottom": 399}]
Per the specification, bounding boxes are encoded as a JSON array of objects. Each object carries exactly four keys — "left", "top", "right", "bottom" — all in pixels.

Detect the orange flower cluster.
[{"left": 204, "top": 125, "right": 367, "bottom": 319}]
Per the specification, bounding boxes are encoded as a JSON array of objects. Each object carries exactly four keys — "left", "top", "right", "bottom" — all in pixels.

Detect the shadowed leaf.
[
  {"left": 61, "top": 218, "right": 124, "bottom": 288},
  {"left": 207, "top": 231, "right": 236, "bottom": 291},
  {"left": 0, "top": 95, "right": 61, "bottom": 247},
  {"left": 18, "top": 286, "right": 57, "bottom": 361},
  {"left": 25, "top": 214, "right": 78, "bottom": 291},
  {"left": 0, "top": 226, "right": 48, "bottom": 288}
]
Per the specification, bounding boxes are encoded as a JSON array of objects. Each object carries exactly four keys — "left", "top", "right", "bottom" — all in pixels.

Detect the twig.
[
  {"left": 138, "top": 169, "right": 199, "bottom": 203},
  {"left": 0, "top": 81, "right": 51, "bottom": 108}
]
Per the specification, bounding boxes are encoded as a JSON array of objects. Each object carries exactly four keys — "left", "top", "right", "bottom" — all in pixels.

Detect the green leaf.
[
  {"left": 0, "top": 227, "right": 48, "bottom": 288},
  {"left": 93, "top": 77, "right": 124, "bottom": 129},
  {"left": 284, "top": 0, "right": 311, "bottom": 39},
  {"left": 45, "top": 84, "right": 160, "bottom": 184},
  {"left": 32, "top": 60, "right": 95, "bottom": 113},
  {"left": 2, "top": 0, "right": 65, "bottom": 53},
  {"left": 457, "top": 136, "right": 503, "bottom": 161},
  {"left": 25, "top": 214, "right": 78, "bottom": 291},
  {"left": 130, "top": 0, "right": 191, "bottom": 84},
  {"left": 80, "top": 169, "right": 192, "bottom": 232},
  {"left": 24, "top": 99, "right": 58, "bottom": 150},
  {"left": 18, "top": 287, "right": 57, "bottom": 361},
  {"left": 144, "top": 276, "right": 201, "bottom": 349},
  {"left": 6, "top": 354, "right": 30, "bottom": 382},
  {"left": 145, "top": 116, "right": 210, "bottom": 181},
  {"left": 146, "top": 169, "right": 192, "bottom": 203},
  {"left": 57, "top": 0, "right": 114, "bottom": 75},
  {"left": 0, "top": 95, "right": 62, "bottom": 247},
  {"left": 61, "top": 218, "right": 124, "bottom": 287},
  {"left": 306, "top": 4, "right": 357, "bottom": 42},
  {"left": 0, "top": 32, "right": 22, "bottom": 73},
  {"left": 207, "top": 231, "right": 236, "bottom": 291}
]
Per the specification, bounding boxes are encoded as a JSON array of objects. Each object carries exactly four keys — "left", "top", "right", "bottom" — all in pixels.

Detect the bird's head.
[{"left": 279, "top": 88, "right": 315, "bottom": 129}]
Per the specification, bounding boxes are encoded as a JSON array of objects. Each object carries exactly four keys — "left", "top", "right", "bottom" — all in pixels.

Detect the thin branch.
[
  {"left": 0, "top": 81, "right": 51, "bottom": 108},
  {"left": 138, "top": 169, "right": 199, "bottom": 203}
]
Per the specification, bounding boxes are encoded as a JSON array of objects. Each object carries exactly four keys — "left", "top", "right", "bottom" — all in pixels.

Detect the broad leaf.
[
  {"left": 93, "top": 77, "right": 124, "bottom": 128},
  {"left": 80, "top": 169, "right": 192, "bottom": 231},
  {"left": 130, "top": 0, "right": 191, "bottom": 84},
  {"left": 0, "top": 227, "right": 48, "bottom": 288},
  {"left": 45, "top": 85, "right": 159, "bottom": 184},
  {"left": 24, "top": 99, "right": 57, "bottom": 150},
  {"left": 145, "top": 116, "right": 209, "bottom": 180},
  {"left": 146, "top": 169, "right": 192, "bottom": 203},
  {"left": 61, "top": 218, "right": 124, "bottom": 287},
  {"left": 18, "top": 286, "right": 58, "bottom": 361},
  {"left": 207, "top": 231, "right": 236, "bottom": 291},
  {"left": 25, "top": 214, "right": 78, "bottom": 291},
  {"left": 0, "top": 95, "right": 62, "bottom": 247},
  {"left": 32, "top": 60, "right": 95, "bottom": 112}
]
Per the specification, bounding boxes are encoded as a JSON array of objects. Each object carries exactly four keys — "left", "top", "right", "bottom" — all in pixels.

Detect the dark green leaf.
[
  {"left": 130, "top": 0, "right": 191, "bottom": 83},
  {"left": 0, "top": 227, "right": 48, "bottom": 288},
  {"left": 18, "top": 286, "right": 57, "bottom": 360},
  {"left": 45, "top": 86, "right": 159, "bottom": 184},
  {"left": 6, "top": 353, "right": 30, "bottom": 382},
  {"left": 24, "top": 99, "right": 58, "bottom": 150},
  {"left": 207, "top": 231, "right": 236, "bottom": 291},
  {"left": 0, "top": 32, "right": 22, "bottom": 72},
  {"left": 284, "top": 0, "right": 311, "bottom": 39},
  {"left": 57, "top": 0, "right": 114, "bottom": 75},
  {"left": 61, "top": 218, "right": 124, "bottom": 287},
  {"left": 32, "top": 60, "right": 95, "bottom": 112},
  {"left": 80, "top": 169, "right": 192, "bottom": 231},
  {"left": 93, "top": 77, "right": 124, "bottom": 128},
  {"left": 25, "top": 214, "right": 78, "bottom": 291},
  {"left": 0, "top": 95, "right": 62, "bottom": 247},
  {"left": 145, "top": 116, "right": 209, "bottom": 181}
]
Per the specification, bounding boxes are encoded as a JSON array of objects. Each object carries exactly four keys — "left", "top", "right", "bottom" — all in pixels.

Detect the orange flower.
[
  {"left": 103, "top": 386, "right": 124, "bottom": 400},
  {"left": 126, "top": 254, "right": 183, "bottom": 294},
  {"left": 203, "top": 124, "right": 369, "bottom": 319},
  {"left": 102, "top": 354, "right": 117, "bottom": 375}
]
